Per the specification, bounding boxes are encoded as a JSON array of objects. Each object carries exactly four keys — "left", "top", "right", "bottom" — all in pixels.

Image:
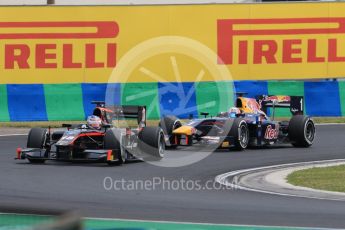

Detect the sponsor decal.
[
  {"left": 217, "top": 18, "right": 345, "bottom": 65},
  {"left": 264, "top": 95, "right": 291, "bottom": 102},
  {"left": 291, "top": 108, "right": 299, "bottom": 113},
  {"left": 1, "top": 4, "right": 345, "bottom": 83},
  {"left": 264, "top": 125, "right": 279, "bottom": 140},
  {"left": 0, "top": 21, "right": 119, "bottom": 70}
]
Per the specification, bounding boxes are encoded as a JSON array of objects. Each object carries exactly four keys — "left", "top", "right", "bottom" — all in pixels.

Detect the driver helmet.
[
  {"left": 228, "top": 107, "right": 241, "bottom": 118},
  {"left": 87, "top": 115, "right": 102, "bottom": 129}
]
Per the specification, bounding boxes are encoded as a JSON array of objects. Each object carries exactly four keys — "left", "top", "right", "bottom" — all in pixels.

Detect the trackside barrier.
[{"left": 0, "top": 80, "right": 343, "bottom": 121}]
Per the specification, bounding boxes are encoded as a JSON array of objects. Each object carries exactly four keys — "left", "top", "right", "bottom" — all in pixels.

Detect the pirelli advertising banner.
[{"left": 1, "top": 2, "right": 345, "bottom": 84}]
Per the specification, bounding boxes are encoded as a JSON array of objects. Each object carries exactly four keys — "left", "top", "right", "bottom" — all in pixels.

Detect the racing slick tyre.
[
  {"left": 289, "top": 115, "right": 315, "bottom": 147},
  {"left": 159, "top": 115, "right": 182, "bottom": 149},
  {"left": 27, "top": 128, "right": 47, "bottom": 149},
  {"left": 228, "top": 118, "right": 249, "bottom": 151},
  {"left": 104, "top": 128, "right": 125, "bottom": 165},
  {"left": 27, "top": 128, "right": 48, "bottom": 164},
  {"left": 139, "top": 126, "right": 165, "bottom": 161}
]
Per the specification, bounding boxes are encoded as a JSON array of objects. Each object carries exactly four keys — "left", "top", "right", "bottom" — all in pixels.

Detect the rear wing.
[
  {"left": 107, "top": 105, "right": 146, "bottom": 126},
  {"left": 257, "top": 95, "right": 304, "bottom": 116}
]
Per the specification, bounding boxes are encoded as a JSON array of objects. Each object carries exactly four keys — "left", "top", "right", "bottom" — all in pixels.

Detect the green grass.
[
  {"left": 0, "top": 117, "right": 344, "bottom": 128},
  {"left": 287, "top": 165, "right": 345, "bottom": 193}
]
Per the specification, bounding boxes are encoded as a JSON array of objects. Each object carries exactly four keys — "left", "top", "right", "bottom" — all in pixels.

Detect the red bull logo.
[{"left": 264, "top": 125, "right": 279, "bottom": 140}]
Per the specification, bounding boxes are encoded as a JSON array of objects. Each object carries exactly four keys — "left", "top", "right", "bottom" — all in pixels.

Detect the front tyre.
[
  {"left": 104, "top": 128, "right": 125, "bottom": 165},
  {"left": 159, "top": 115, "right": 182, "bottom": 149},
  {"left": 228, "top": 118, "right": 249, "bottom": 151},
  {"left": 27, "top": 128, "right": 47, "bottom": 148},
  {"left": 289, "top": 115, "right": 315, "bottom": 147},
  {"left": 139, "top": 127, "right": 165, "bottom": 161},
  {"left": 26, "top": 128, "right": 47, "bottom": 164}
]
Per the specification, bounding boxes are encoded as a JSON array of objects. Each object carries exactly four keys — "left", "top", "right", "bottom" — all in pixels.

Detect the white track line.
[
  {"left": 0, "top": 134, "right": 27, "bottom": 137},
  {"left": 215, "top": 159, "right": 345, "bottom": 201},
  {"left": 316, "top": 123, "right": 345, "bottom": 126}
]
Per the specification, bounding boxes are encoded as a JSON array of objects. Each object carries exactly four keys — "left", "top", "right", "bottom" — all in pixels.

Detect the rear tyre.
[
  {"left": 289, "top": 115, "right": 315, "bottom": 147},
  {"left": 159, "top": 115, "right": 182, "bottom": 149},
  {"left": 104, "top": 128, "right": 125, "bottom": 165},
  {"left": 139, "top": 127, "right": 165, "bottom": 161},
  {"left": 228, "top": 118, "right": 249, "bottom": 151},
  {"left": 27, "top": 128, "right": 47, "bottom": 149}
]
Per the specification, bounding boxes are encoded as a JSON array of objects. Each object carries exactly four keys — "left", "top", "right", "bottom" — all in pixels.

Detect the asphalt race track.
[{"left": 1, "top": 125, "right": 345, "bottom": 228}]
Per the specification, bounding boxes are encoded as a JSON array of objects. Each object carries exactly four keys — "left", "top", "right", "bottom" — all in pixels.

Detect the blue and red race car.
[{"left": 159, "top": 94, "right": 315, "bottom": 150}]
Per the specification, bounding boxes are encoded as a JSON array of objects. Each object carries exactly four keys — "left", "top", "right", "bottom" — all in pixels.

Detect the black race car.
[
  {"left": 15, "top": 102, "right": 165, "bottom": 165},
  {"left": 159, "top": 94, "right": 315, "bottom": 150}
]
